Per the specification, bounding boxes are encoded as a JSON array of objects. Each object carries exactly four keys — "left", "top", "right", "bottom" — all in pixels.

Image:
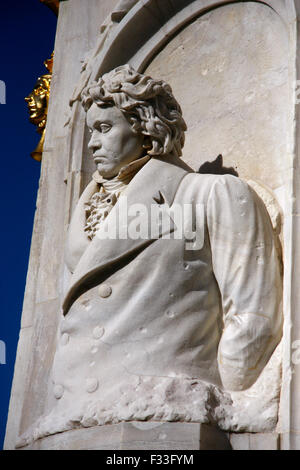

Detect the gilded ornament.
[
  {"left": 39, "top": 0, "right": 59, "bottom": 16},
  {"left": 25, "top": 53, "right": 53, "bottom": 162}
]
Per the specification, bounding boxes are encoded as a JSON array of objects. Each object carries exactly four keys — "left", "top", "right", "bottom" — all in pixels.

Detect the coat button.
[
  {"left": 98, "top": 284, "right": 112, "bottom": 298},
  {"left": 86, "top": 378, "right": 99, "bottom": 393},
  {"left": 93, "top": 326, "right": 105, "bottom": 339}
]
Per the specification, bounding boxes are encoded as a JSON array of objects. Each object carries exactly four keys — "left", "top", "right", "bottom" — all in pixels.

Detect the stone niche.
[
  {"left": 5, "top": 0, "right": 299, "bottom": 451},
  {"left": 146, "top": 2, "right": 290, "bottom": 193}
]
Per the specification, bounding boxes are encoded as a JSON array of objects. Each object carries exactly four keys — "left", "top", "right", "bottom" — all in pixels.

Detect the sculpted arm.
[{"left": 207, "top": 176, "right": 283, "bottom": 391}]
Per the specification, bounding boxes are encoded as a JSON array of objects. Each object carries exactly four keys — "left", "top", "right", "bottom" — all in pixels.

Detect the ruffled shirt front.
[{"left": 84, "top": 155, "right": 150, "bottom": 240}]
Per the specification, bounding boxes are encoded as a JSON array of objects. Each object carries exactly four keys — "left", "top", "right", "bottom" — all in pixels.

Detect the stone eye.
[{"left": 99, "top": 123, "right": 111, "bottom": 133}]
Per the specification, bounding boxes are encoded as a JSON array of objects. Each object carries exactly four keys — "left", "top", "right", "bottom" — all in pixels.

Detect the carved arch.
[
  {"left": 89, "top": 0, "right": 289, "bottom": 78},
  {"left": 68, "top": 0, "right": 293, "bottom": 183}
]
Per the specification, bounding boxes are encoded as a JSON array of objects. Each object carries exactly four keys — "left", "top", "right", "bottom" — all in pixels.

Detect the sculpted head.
[
  {"left": 81, "top": 64, "right": 187, "bottom": 178},
  {"left": 25, "top": 75, "right": 51, "bottom": 131}
]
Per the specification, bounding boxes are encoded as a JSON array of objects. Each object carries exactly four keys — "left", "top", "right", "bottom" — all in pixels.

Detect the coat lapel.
[{"left": 63, "top": 154, "right": 193, "bottom": 314}]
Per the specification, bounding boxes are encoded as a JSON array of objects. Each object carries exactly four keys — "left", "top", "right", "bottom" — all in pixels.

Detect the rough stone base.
[{"left": 22, "top": 422, "right": 231, "bottom": 450}]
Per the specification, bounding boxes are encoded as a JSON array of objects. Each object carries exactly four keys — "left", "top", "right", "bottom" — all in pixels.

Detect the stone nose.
[{"left": 88, "top": 131, "right": 102, "bottom": 151}]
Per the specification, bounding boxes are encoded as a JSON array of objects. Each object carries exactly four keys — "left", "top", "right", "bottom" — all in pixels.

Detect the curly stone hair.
[{"left": 81, "top": 64, "right": 187, "bottom": 159}]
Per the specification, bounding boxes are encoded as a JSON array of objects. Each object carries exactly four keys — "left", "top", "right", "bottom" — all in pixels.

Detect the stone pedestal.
[{"left": 22, "top": 422, "right": 231, "bottom": 451}]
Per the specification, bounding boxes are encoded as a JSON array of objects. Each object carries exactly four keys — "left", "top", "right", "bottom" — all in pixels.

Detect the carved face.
[
  {"left": 25, "top": 76, "right": 50, "bottom": 127},
  {"left": 87, "top": 103, "right": 144, "bottom": 178}
]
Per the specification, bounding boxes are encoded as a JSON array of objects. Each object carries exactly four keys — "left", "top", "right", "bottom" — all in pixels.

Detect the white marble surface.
[
  {"left": 17, "top": 65, "right": 282, "bottom": 446},
  {"left": 5, "top": 0, "right": 300, "bottom": 450}
]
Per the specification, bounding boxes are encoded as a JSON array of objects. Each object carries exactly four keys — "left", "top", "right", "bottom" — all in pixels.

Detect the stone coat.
[{"left": 48, "top": 154, "right": 282, "bottom": 433}]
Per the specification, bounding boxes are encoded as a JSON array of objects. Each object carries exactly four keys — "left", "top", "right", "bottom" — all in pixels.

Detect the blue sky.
[{"left": 0, "top": 1, "right": 57, "bottom": 449}]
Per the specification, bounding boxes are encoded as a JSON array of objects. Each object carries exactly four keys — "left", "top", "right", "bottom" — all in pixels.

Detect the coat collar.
[{"left": 63, "top": 154, "right": 193, "bottom": 314}]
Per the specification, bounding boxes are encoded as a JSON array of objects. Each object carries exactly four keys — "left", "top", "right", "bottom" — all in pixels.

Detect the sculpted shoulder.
[{"left": 176, "top": 171, "right": 247, "bottom": 205}]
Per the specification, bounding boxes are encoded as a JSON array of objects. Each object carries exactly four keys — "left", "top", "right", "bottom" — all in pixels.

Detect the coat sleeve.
[{"left": 206, "top": 175, "right": 283, "bottom": 391}]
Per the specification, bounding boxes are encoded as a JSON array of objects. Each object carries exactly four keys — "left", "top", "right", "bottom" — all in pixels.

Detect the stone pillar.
[
  {"left": 279, "top": 0, "right": 300, "bottom": 450},
  {"left": 4, "top": 0, "right": 119, "bottom": 450}
]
